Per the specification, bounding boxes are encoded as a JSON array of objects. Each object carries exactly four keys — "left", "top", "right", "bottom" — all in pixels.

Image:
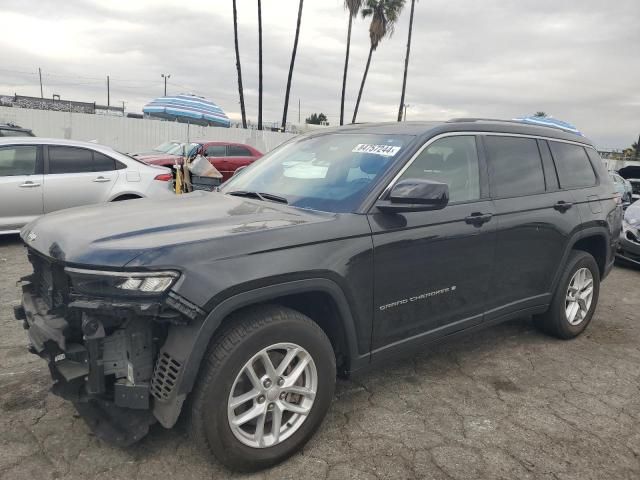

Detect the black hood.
[
  {"left": 618, "top": 165, "right": 640, "bottom": 180},
  {"left": 20, "top": 192, "right": 334, "bottom": 268}
]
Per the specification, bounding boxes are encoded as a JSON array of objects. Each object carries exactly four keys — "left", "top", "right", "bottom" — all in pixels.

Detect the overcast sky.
[{"left": 1, "top": 0, "right": 638, "bottom": 148}]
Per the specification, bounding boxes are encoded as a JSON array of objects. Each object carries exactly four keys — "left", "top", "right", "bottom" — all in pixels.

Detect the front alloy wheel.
[
  {"left": 190, "top": 305, "right": 336, "bottom": 471},
  {"left": 228, "top": 343, "right": 317, "bottom": 448}
]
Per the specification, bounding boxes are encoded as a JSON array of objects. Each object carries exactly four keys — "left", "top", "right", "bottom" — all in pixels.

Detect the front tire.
[
  {"left": 533, "top": 250, "right": 600, "bottom": 339},
  {"left": 190, "top": 305, "right": 336, "bottom": 471}
]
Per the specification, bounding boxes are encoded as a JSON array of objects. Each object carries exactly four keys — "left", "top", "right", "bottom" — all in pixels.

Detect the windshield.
[
  {"left": 154, "top": 141, "right": 179, "bottom": 153},
  {"left": 220, "top": 133, "right": 413, "bottom": 213}
]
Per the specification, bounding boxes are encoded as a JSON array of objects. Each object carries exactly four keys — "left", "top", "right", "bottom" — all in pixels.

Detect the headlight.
[{"left": 65, "top": 267, "right": 180, "bottom": 298}]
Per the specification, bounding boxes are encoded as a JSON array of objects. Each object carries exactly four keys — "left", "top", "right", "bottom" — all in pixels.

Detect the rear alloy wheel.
[
  {"left": 534, "top": 250, "right": 600, "bottom": 339},
  {"left": 564, "top": 267, "right": 594, "bottom": 326},
  {"left": 190, "top": 305, "right": 336, "bottom": 471}
]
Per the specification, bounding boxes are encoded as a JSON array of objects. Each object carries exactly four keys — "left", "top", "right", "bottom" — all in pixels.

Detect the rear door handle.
[
  {"left": 93, "top": 176, "right": 111, "bottom": 183},
  {"left": 19, "top": 181, "right": 41, "bottom": 188},
  {"left": 554, "top": 201, "right": 573, "bottom": 212},
  {"left": 465, "top": 212, "right": 493, "bottom": 226}
]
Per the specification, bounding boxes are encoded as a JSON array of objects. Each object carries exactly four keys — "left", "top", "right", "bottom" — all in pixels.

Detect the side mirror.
[{"left": 376, "top": 178, "right": 449, "bottom": 213}]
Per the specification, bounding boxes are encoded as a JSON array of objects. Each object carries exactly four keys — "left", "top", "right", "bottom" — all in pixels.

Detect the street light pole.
[
  {"left": 403, "top": 104, "right": 410, "bottom": 121},
  {"left": 161, "top": 73, "right": 171, "bottom": 96}
]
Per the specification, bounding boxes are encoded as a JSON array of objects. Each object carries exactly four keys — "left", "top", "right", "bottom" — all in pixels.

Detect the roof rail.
[{"left": 446, "top": 117, "right": 579, "bottom": 135}]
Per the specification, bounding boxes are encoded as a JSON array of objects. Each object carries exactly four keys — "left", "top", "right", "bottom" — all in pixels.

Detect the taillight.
[
  {"left": 154, "top": 173, "right": 172, "bottom": 182},
  {"left": 613, "top": 192, "right": 622, "bottom": 205}
]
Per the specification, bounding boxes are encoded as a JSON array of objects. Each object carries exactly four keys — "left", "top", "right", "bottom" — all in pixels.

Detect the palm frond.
[{"left": 344, "top": 0, "right": 364, "bottom": 17}]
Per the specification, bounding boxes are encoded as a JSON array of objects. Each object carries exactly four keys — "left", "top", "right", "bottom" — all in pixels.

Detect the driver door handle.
[
  {"left": 93, "top": 176, "right": 111, "bottom": 183},
  {"left": 465, "top": 212, "right": 493, "bottom": 226},
  {"left": 19, "top": 181, "right": 41, "bottom": 188}
]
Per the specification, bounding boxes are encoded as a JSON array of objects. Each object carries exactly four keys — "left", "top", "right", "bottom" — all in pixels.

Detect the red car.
[{"left": 137, "top": 141, "right": 263, "bottom": 181}]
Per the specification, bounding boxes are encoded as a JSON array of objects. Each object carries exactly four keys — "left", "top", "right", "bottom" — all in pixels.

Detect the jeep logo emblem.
[{"left": 27, "top": 231, "right": 37, "bottom": 242}]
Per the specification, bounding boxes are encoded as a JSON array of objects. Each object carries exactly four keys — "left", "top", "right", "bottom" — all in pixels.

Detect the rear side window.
[
  {"left": 228, "top": 145, "right": 252, "bottom": 156},
  {"left": 93, "top": 152, "right": 116, "bottom": 171},
  {"left": 48, "top": 147, "right": 119, "bottom": 173},
  {"left": 49, "top": 146, "right": 94, "bottom": 174},
  {"left": 0, "top": 145, "right": 38, "bottom": 176},
  {"left": 205, "top": 145, "right": 226, "bottom": 156},
  {"left": 549, "top": 142, "right": 596, "bottom": 188},
  {"left": 485, "top": 136, "right": 545, "bottom": 198}
]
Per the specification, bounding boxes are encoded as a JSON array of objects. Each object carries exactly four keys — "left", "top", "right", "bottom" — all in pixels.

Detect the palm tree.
[
  {"left": 257, "top": 0, "right": 263, "bottom": 130},
  {"left": 340, "top": 0, "right": 364, "bottom": 126},
  {"left": 534, "top": 111, "right": 547, "bottom": 118},
  {"left": 232, "top": 0, "right": 247, "bottom": 128},
  {"left": 396, "top": 0, "right": 415, "bottom": 122},
  {"left": 281, "top": 0, "right": 304, "bottom": 131},
  {"left": 352, "top": 0, "right": 405, "bottom": 124}
]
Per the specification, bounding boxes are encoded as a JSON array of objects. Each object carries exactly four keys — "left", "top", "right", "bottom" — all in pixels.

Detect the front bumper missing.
[
  {"left": 616, "top": 231, "right": 640, "bottom": 267},
  {"left": 17, "top": 282, "right": 157, "bottom": 446}
]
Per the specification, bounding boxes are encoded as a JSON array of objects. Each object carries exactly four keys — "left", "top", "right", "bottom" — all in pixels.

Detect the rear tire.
[
  {"left": 533, "top": 250, "right": 600, "bottom": 339},
  {"left": 189, "top": 305, "right": 336, "bottom": 472}
]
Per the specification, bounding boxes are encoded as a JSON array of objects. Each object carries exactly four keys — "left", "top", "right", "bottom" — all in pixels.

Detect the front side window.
[
  {"left": 549, "top": 141, "right": 597, "bottom": 188},
  {"left": 228, "top": 145, "right": 252, "bottom": 156},
  {"left": 0, "top": 145, "right": 38, "bottom": 176},
  {"left": 399, "top": 135, "right": 480, "bottom": 203},
  {"left": 221, "top": 133, "right": 413, "bottom": 213},
  {"left": 1, "top": 129, "right": 33, "bottom": 137},
  {"left": 485, "top": 136, "right": 545, "bottom": 198},
  {"left": 48, "top": 146, "right": 95, "bottom": 174}
]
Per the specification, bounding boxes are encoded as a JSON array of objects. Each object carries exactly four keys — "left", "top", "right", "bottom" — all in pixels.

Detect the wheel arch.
[
  {"left": 552, "top": 227, "right": 610, "bottom": 293},
  {"left": 179, "top": 278, "right": 364, "bottom": 397},
  {"left": 108, "top": 192, "right": 145, "bottom": 201}
]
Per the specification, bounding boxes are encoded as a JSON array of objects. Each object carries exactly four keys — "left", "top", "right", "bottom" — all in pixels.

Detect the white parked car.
[{"left": 0, "top": 138, "right": 174, "bottom": 234}]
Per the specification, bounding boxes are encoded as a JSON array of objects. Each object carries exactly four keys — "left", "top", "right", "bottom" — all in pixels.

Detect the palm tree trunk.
[
  {"left": 257, "top": 0, "right": 263, "bottom": 130},
  {"left": 352, "top": 45, "right": 373, "bottom": 124},
  {"left": 397, "top": 0, "right": 415, "bottom": 122},
  {"left": 232, "top": 0, "right": 247, "bottom": 128},
  {"left": 340, "top": 15, "right": 354, "bottom": 126},
  {"left": 281, "top": 0, "right": 304, "bottom": 131}
]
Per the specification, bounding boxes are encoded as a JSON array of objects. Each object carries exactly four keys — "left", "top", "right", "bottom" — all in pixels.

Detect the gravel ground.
[{"left": 1, "top": 233, "right": 640, "bottom": 480}]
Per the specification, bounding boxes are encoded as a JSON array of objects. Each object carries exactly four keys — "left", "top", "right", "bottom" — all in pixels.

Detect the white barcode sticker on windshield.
[{"left": 352, "top": 144, "right": 401, "bottom": 157}]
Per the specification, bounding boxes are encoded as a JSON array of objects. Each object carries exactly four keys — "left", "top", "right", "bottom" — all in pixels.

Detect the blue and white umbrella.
[
  {"left": 143, "top": 94, "right": 230, "bottom": 128},
  {"left": 513, "top": 116, "right": 583, "bottom": 136}
]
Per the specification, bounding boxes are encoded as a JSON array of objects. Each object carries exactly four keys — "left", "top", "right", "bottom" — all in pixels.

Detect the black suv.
[
  {"left": 0, "top": 123, "right": 35, "bottom": 137},
  {"left": 15, "top": 119, "right": 621, "bottom": 471}
]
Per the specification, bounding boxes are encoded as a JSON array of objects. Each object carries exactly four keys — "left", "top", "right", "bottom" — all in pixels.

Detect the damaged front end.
[{"left": 15, "top": 248, "right": 203, "bottom": 446}]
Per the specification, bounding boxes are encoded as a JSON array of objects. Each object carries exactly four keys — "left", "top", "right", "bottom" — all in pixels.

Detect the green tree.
[
  {"left": 232, "top": 0, "right": 247, "bottom": 128},
  {"left": 352, "top": 0, "right": 406, "bottom": 123},
  {"left": 340, "top": 0, "right": 364, "bottom": 126},
  {"left": 281, "top": 0, "right": 304, "bottom": 131},
  {"left": 305, "top": 113, "right": 329, "bottom": 125},
  {"left": 534, "top": 111, "right": 547, "bottom": 117},
  {"left": 397, "top": 0, "right": 416, "bottom": 122}
]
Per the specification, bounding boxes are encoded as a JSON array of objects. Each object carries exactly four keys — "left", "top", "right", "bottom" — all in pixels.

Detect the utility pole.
[
  {"left": 161, "top": 73, "right": 170, "bottom": 96},
  {"left": 298, "top": 99, "right": 301, "bottom": 123},
  {"left": 403, "top": 104, "right": 410, "bottom": 121},
  {"left": 122, "top": 101, "right": 126, "bottom": 116},
  {"left": 107, "top": 75, "right": 110, "bottom": 107},
  {"left": 636, "top": 133, "right": 640, "bottom": 161},
  {"left": 38, "top": 67, "right": 43, "bottom": 98}
]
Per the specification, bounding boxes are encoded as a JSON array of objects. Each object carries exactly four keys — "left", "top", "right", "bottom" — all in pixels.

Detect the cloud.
[{"left": 0, "top": 0, "right": 638, "bottom": 148}]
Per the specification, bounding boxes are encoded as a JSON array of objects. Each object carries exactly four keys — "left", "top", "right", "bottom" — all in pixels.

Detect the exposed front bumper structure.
[{"left": 15, "top": 249, "right": 202, "bottom": 446}]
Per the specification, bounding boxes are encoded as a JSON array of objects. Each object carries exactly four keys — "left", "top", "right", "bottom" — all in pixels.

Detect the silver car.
[{"left": 0, "top": 138, "right": 174, "bottom": 234}]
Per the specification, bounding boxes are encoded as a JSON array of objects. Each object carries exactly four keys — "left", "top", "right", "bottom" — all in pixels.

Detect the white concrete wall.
[{"left": 0, "top": 106, "right": 296, "bottom": 154}]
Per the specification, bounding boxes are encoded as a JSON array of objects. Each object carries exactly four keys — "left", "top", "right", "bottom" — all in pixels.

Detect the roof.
[
  {"left": 315, "top": 119, "right": 593, "bottom": 146},
  {"left": 0, "top": 137, "right": 115, "bottom": 151}
]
